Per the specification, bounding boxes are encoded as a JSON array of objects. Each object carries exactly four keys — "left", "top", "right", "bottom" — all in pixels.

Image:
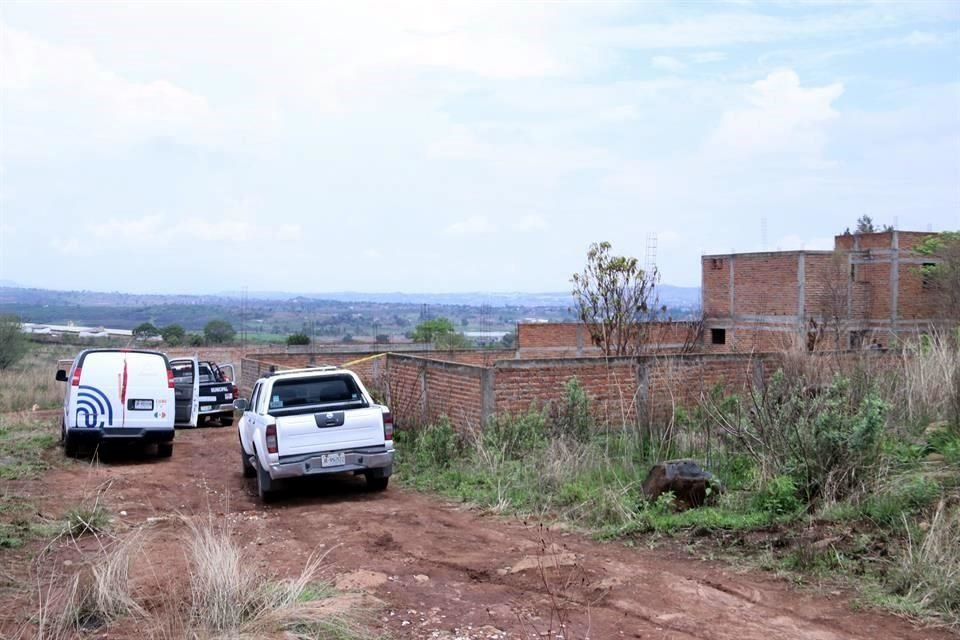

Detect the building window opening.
[
  {"left": 711, "top": 258, "right": 723, "bottom": 270},
  {"left": 849, "top": 330, "right": 869, "bottom": 349},
  {"left": 711, "top": 328, "right": 726, "bottom": 345}
]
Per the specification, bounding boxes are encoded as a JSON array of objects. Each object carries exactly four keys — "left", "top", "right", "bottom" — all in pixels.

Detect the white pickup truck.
[{"left": 236, "top": 366, "right": 394, "bottom": 501}]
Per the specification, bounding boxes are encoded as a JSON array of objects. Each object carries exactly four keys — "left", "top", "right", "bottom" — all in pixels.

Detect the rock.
[
  {"left": 413, "top": 574, "right": 430, "bottom": 583},
  {"left": 642, "top": 459, "right": 721, "bottom": 509},
  {"left": 925, "top": 452, "right": 945, "bottom": 463}
]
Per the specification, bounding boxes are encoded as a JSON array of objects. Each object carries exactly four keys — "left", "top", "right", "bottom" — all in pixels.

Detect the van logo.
[{"left": 76, "top": 385, "right": 114, "bottom": 428}]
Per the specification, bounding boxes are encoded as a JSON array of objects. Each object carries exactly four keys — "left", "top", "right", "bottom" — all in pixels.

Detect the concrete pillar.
[{"left": 480, "top": 368, "right": 495, "bottom": 426}]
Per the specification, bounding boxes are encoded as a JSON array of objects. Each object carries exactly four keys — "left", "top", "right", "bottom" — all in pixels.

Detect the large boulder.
[{"left": 642, "top": 459, "right": 721, "bottom": 509}]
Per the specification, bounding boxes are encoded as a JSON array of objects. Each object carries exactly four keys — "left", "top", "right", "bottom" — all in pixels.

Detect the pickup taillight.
[
  {"left": 265, "top": 424, "right": 278, "bottom": 454},
  {"left": 231, "top": 384, "right": 238, "bottom": 398},
  {"left": 167, "top": 368, "right": 175, "bottom": 389},
  {"left": 383, "top": 411, "right": 394, "bottom": 441}
]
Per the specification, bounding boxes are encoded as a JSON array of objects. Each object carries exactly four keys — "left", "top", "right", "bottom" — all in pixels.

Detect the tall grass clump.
[{"left": 887, "top": 500, "right": 960, "bottom": 623}]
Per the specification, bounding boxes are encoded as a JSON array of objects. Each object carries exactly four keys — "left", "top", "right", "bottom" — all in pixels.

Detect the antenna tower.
[{"left": 644, "top": 232, "right": 658, "bottom": 274}]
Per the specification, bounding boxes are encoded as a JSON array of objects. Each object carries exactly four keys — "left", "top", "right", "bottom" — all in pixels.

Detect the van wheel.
[
  {"left": 255, "top": 455, "right": 275, "bottom": 502},
  {"left": 365, "top": 474, "right": 389, "bottom": 492},
  {"left": 158, "top": 442, "right": 173, "bottom": 458},
  {"left": 241, "top": 446, "right": 256, "bottom": 478},
  {"left": 62, "top": 427, "right": 80, "bottom": 459}
]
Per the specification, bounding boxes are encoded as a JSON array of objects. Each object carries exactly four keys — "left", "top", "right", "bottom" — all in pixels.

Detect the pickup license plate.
[
  {"left": 210, "top": 386, "right": 228, "bottom": 393},
  {"left": 320, "top": 452, "right": 345, "bottom": 468},
  {"left": 130, "top": 399, "right": 154, "bottom": 411}
]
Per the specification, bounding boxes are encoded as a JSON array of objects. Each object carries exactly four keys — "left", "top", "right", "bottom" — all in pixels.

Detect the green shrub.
[
  {"left": 482, "top": 410, "right": 546, "bottom": 460},
  {"left": 414, "top": 418, "right": 459, "bottom": 469},
  {"left": 752, "top": 475, "right": 803, "bottom": 516},
  {"left": 550, "top": 377, "right": 592, "bottom": 441}
]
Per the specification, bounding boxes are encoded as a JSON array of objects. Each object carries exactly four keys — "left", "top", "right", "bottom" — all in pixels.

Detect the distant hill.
[{"left": 220, "top": 285, "right": 701, "bottom": 308}]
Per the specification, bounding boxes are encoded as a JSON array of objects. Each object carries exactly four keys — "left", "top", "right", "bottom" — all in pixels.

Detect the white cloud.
[
  {"left": 707, "top": 69, "right": 844, "bottom": 159},
  {"left": 512, "top": 214, "right": 548, "bottom": 232},
  {"left": 691, "top": 51, "right": 727, "bottom": 63},
  {"left": 0, "top": 22, "right": 212, "bottom": 155},
  {"left": 651, "top": 55, "right": 686, "bottom": 73},
  {"left": 52, "top": 213, "right": 303, "bottom": 256},
  {"left": 444, "top": 216, "right": 497, "bottom": 235}
]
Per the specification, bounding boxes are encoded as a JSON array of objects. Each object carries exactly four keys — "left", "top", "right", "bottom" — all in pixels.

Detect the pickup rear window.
[{"left": 269, "top": 375, "right": 368, "bottom": 414}]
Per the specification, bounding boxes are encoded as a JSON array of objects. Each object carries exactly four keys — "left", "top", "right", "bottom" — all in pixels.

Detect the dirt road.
[{"left": 4, "top": 425, "right": 952, "bottom": 639}]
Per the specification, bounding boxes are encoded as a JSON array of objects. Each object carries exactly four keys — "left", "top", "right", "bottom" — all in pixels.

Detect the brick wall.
[
  {"left": 383, "top": 354, "right": 490, "bottom": 430},
  {"left": 517, "top": 322, "right": 701, "bottom": 358}
]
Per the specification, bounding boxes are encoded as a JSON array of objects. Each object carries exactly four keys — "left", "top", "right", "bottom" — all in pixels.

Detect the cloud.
[
  {"left": 651, "top": 55, "right": 686, "bottom": 72},
  {"left": 707, "top": 69, "right": 844, "bottom": 159},
  {"left": 512, "top": 214, "right": 548, "bottom": 232},
  {"left": 444, "top": 216, "right": 497, "bottom": 235},
  {"left": 0, "top": 22, "right": 212, "bottom": 156},
  {"left": 690, "top": 51, "right": 727, "bottom": 63},
  {"left": 52, "top": 213, "right": 303, "bottom": 256}
]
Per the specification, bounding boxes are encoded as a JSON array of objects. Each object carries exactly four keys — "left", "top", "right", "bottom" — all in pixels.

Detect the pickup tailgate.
[
  {"left": 198, "top": 382, "right": 233, "bottom": 412},
  {"left": 276, "top": 406, "right": 385, "bottom": 457}
]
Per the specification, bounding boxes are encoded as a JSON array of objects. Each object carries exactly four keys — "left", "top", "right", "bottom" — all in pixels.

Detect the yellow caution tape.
[{"left": 341, "top": 352, "right": 390, "bottom": 368}]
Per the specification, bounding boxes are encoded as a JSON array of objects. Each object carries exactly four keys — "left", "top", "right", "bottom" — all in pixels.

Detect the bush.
[
  {"left": 482, "top": 410, "right": 546, "bottom": 461},
  {"left": 0, "top": 315, "right": 27, "bottom": 370},
  {"left": 706, "top": 372, "right": 888, "bottom": 505},
  {"left": 550, "top": 377, "right": 592, "bottom": 441},
  {"left": 286, "top": 333, "right": 310, "bottom": 346},
  {"left": 412, "top": 419, "right": 459, "bottom": 469},
  {"left": 161, "top": 324, "right": 186, "bottom": 346},
  {"left": 752, "top": 475, "right": 803, "bottom": 516}
]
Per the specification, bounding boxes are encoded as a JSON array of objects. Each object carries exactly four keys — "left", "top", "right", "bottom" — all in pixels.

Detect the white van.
[{"left": 56, "top": 349, "right": 176, "bottom": 457}]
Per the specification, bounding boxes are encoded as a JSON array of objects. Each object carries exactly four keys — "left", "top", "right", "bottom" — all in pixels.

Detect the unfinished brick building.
[{"left": 702, "top": 230, "right": 940, "bottom": 352}]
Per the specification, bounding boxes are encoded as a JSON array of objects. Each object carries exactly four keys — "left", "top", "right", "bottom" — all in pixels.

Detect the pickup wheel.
[
  {"left": 220, "top": 415, "right": 234, "bottom": 427},
  {"left": 365, "top": 475, "right": 389, "bottom": 492},
  {"left": 157, "top": 442, "right": 173, "bottom": 458},
  {"left": 240, "top": 446, "right": 256, "bottom": 478},
  {"left": 254, "top": 454, "right": 276, "bottom": 502}
]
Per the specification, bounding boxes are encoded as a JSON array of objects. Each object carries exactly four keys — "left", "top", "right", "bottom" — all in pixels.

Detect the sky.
[{"left": 1, "top": 0, "right": 958, "bottom": 294}]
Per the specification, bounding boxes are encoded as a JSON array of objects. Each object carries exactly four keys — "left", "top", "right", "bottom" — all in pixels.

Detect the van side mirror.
[
  {"left": 233, "top": 398, "right": 248, "bottom": 411},
  {"left": 56, "top": 370, "right": 68, "bottom": 382}
]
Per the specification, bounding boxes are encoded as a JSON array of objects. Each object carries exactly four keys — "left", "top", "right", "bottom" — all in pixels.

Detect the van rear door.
[
  {"left": 71, "top": 352, "right": 123, "bottom": 429},
  {"left": 120, "top": 352, "right": 175, "bottom": 429}
]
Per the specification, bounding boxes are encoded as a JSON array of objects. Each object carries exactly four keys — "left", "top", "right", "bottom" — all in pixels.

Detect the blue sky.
[{"left": 1, "top": 0, "right": 958, "bottom": 294}]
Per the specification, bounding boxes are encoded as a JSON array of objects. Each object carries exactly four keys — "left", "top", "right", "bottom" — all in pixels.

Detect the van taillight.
[
  {"left": 265, "top": 424, "right": 278, "bottom": 454},
  {"left": 383, "top": 411, "right": 394, "bottom": 441},
  {"left": 167, "top": 368, "right": 175, "bottom": 389},
  {"left": 71, "top": 368, "right": 82, "bottom": 386}
]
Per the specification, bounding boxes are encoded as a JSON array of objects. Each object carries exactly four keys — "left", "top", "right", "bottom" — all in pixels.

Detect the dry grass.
[
  {"left": 0, "top": 344, "right": 76, "bottom": 413},
  {"left": 889, "top": 500, "right": 960, "bottom": 624},
  {"left": 23, "top": 515, "right": 373, "bottom": 639}
]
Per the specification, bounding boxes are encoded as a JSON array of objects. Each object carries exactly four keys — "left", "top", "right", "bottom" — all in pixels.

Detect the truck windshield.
[{"left": 269, "top": 375, "right": 367, "bottom": 413}]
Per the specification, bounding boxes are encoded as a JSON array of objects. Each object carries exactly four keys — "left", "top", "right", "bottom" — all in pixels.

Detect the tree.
[
  {"left": 0, "top": 315, "right": 28, "bottom": 370},
  {"left": 188, "top": 333, "right": 205, "bottom": 347},
  {"left": 203, "top": 319, "right": 236, "bottom": 344},
  {"left": 161, "top": 324, "right": 186, "bottom": 346},
  {"left": 915, "top": 231, "right": 960, "bottom": 325},
  {"left": 571, "top": 241, "right": 660, "bottom": 357},
  {"left": 500, "top": 332, "right": 517, "bottom": 349},
  {"left": 411, "top": 318, "right": 456, "bottom": 343},
  {"left": 846, "top": 215, "right": 894, "bottom": 235},
  {"left": 132, "top": 322, "right": 159, "bottom": 340},
  {"left": 436, "top": 332, "right": 472, "bottom": 349},
  {"left": 286, "top": 332, "right": 310, "bottom": 346}
]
